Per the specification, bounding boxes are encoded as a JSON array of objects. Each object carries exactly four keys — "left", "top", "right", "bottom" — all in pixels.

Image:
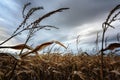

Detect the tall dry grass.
[{"left": 0, "top": 52, "right": 120, "bottom": 80}]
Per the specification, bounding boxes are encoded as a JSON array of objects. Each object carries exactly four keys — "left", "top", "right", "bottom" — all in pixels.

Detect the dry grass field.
[{"left": 0, "top": 52, "right": 120, "bottom": 80}]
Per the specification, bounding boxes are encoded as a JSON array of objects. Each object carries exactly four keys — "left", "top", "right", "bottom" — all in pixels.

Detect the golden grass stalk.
[
  {"left": 53, "top": 40, "right": 67, "bottom": 49},
  {"left": 0, "top": 44, "right": 33, "bottom": 50},
  {"left": 0, "top": 44, "right": 39, "bottom": 59},
  {"left": 102, "top": 43, "right": 120, "bottom": 51},
  {"left": 20, "top": 40, "right": 66, "bottom": 58}
]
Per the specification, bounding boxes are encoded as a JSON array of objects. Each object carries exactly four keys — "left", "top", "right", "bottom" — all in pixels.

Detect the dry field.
[{"left": 0, "top": 52, "right": 120, "bottom": 80}]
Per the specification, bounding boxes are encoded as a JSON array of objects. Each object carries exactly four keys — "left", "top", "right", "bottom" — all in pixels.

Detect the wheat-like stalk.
[
  {"left": 0, "top": 44, "right": 33, "bottom": 50},
  {"left": 52, "top": 40, "right": 67, "bottom": 49},
  {"left": 0, "top": 44, "right": 40, "bottom": 60},
  {"left": 20, "top": 40, "right": 66, "bottom": 58},
  {"left": 102, "top": 43, "right": 120, "bottom": 51},
  {"left": 0, "top": 44, "right": 39, "bottom": 57}
]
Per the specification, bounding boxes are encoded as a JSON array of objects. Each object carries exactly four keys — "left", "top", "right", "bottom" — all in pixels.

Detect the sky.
[{"left": 0, "top": 0, "right": 120, "bottom": 52}]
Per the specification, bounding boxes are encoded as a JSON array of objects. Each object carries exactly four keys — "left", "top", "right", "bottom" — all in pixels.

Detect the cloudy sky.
[{"left": 0, "top": 0, "right": 120, "bottom": 52}]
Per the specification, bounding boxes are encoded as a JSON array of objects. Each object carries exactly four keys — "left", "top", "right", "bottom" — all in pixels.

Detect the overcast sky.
[{"left": 0, "top": 0, "right": 120, "bottom": 52}]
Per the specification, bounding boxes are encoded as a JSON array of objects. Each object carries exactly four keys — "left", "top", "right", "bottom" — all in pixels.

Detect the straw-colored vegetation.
[
  {"left": 0, "top": 2, "right": 120, "bottom": 80},
  {"left": 0, "top": 52, "right": 120, "bottom": 80}
]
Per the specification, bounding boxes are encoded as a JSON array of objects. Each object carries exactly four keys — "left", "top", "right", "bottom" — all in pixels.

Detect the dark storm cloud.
[
  {"left": 55, "top": 0, "right": 120, "bottom": 27},
  {"left": 0, "top": 0, "right": 119, "bottom": 29},
  {"left": 12, "top": 0, "right": 120, "bottom": 28}
]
